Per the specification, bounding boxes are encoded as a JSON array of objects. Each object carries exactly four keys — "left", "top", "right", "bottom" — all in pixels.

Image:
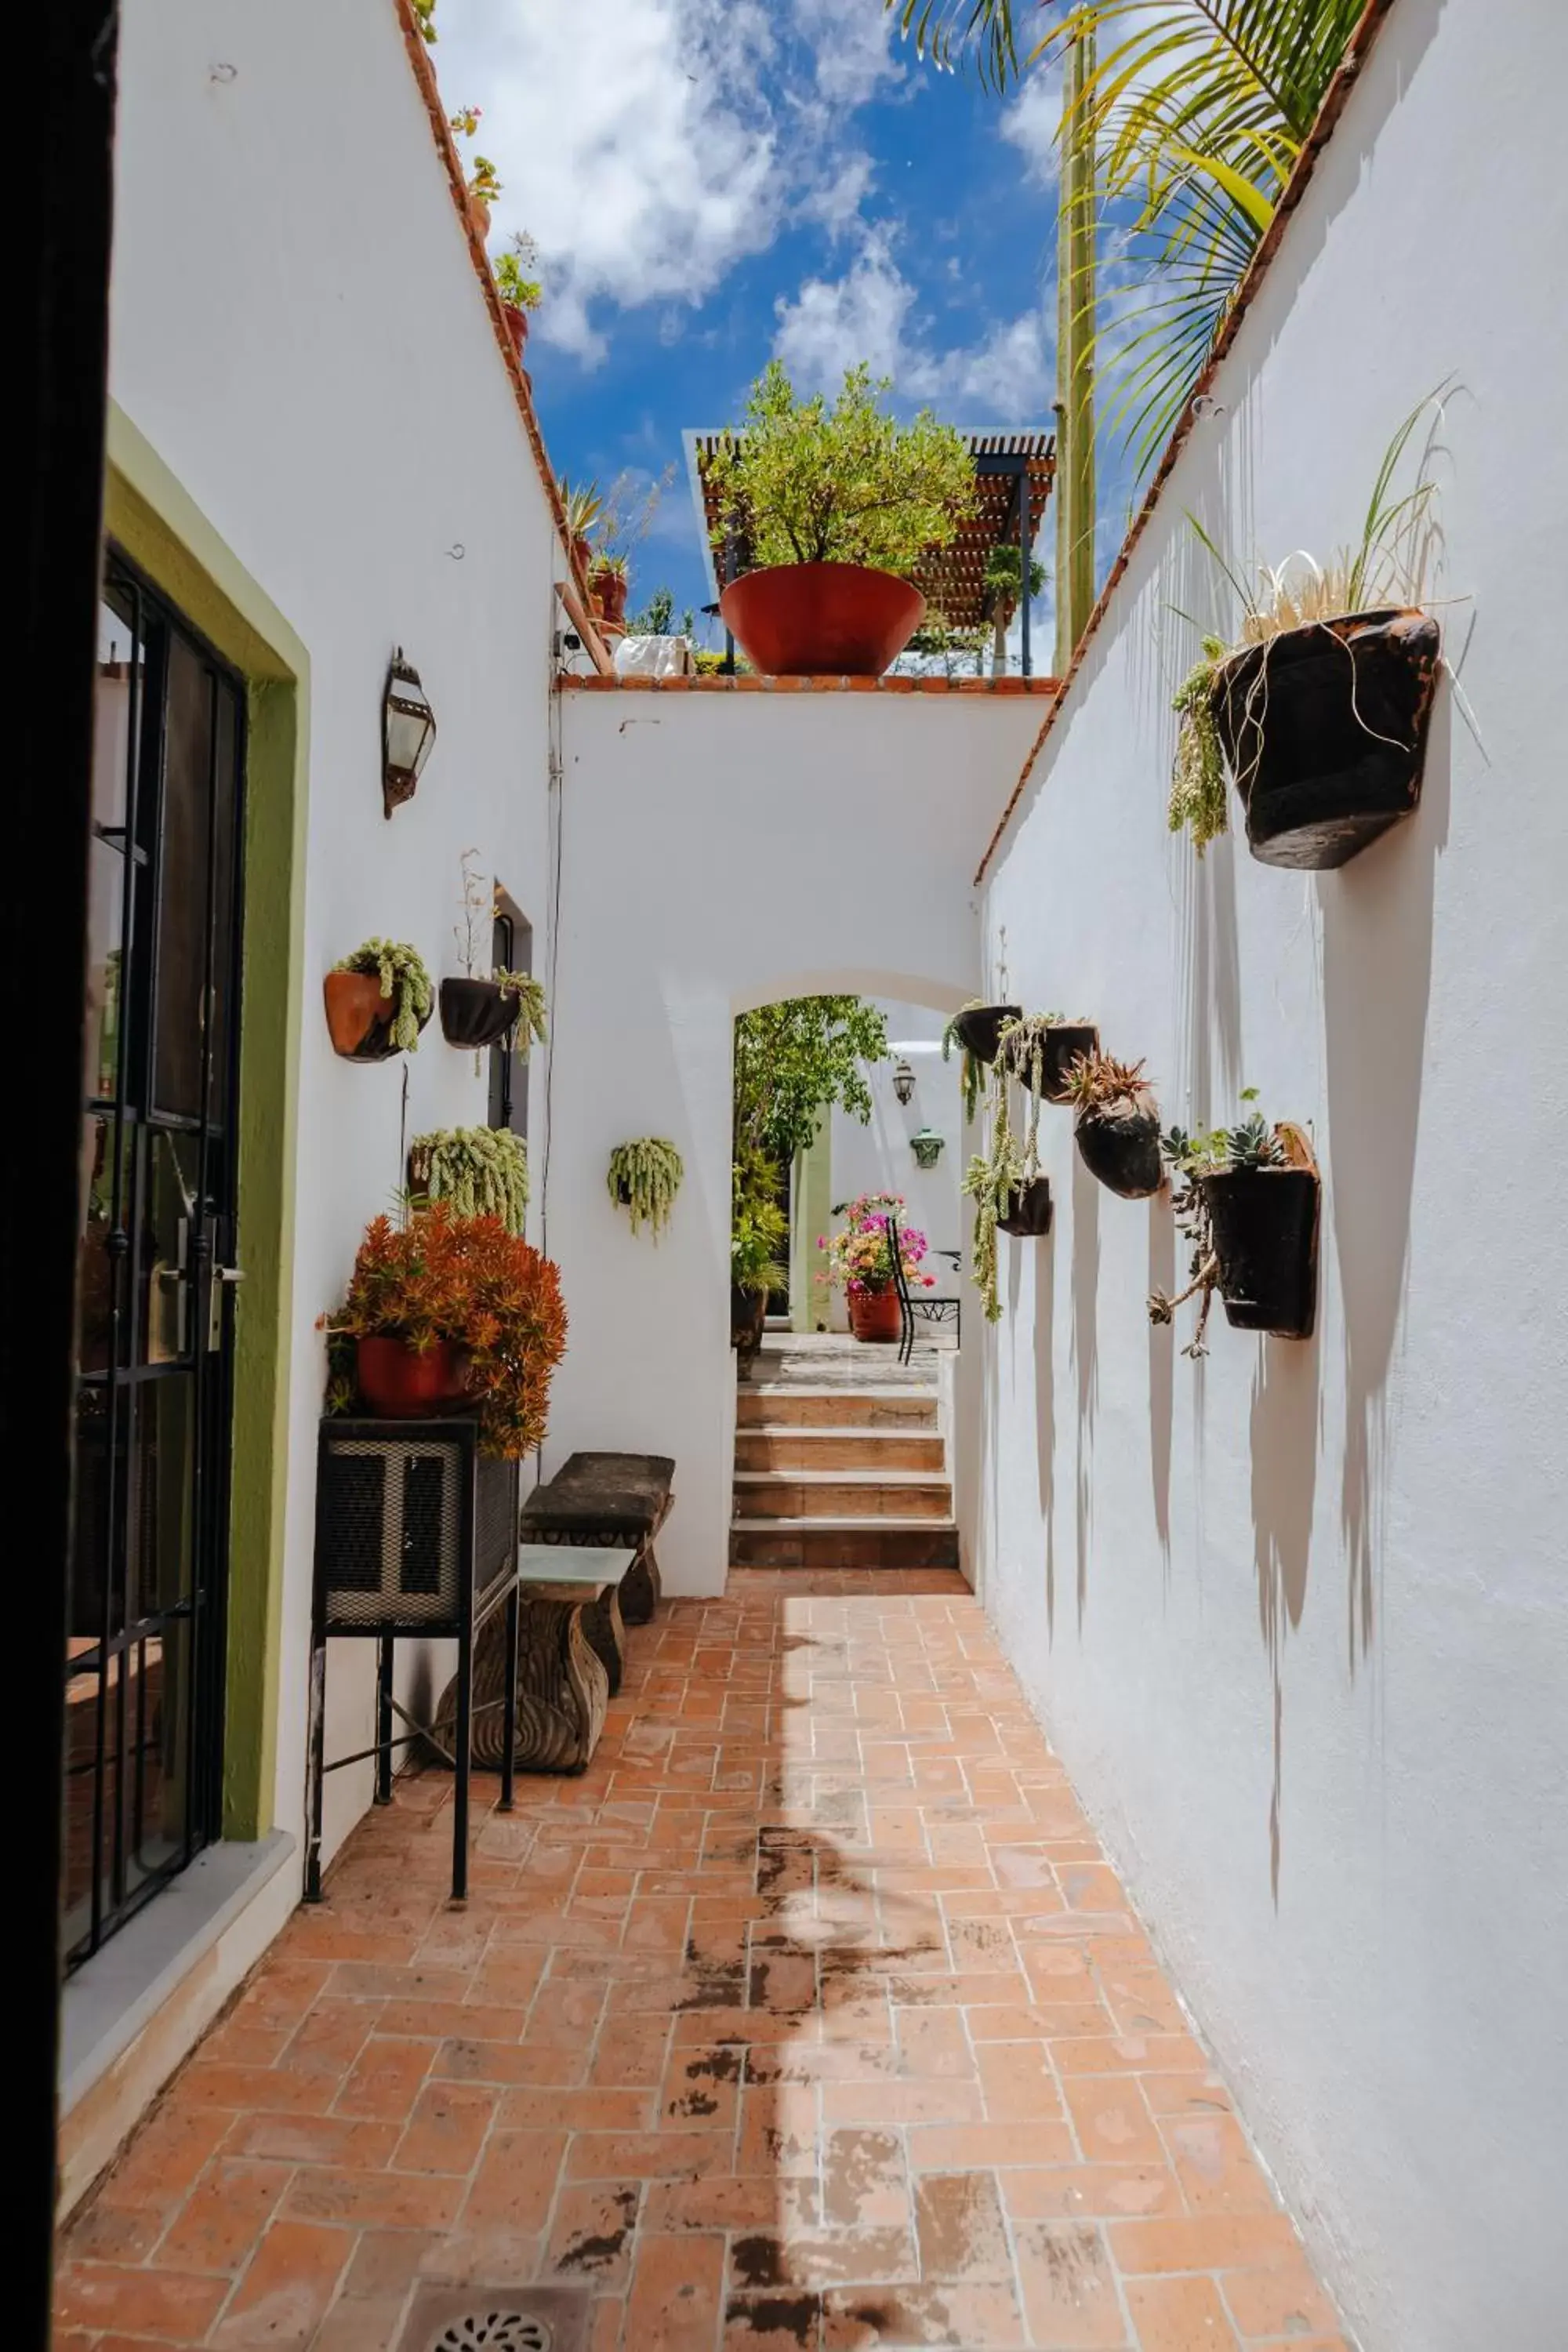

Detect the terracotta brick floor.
[{"left": 56, "top": 1571, "right": 1348, "bottom": 2350}]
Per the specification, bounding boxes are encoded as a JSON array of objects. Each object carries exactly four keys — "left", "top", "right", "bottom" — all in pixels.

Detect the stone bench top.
[
  {"left": 517, "top": 1544, "right": 637, "bottom": 1593},
  {"left": 521, "top": 1453, "right": 675, "bottom": 1535}
]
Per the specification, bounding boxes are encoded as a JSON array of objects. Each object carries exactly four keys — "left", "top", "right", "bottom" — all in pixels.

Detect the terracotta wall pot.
[
  {"left": 501, "top": 302, "right": 529, "bottom": 365},
  {"left": 324, "top": 971, "right": 397, "bottom": 1062},
  {"left": 719, "top": 561, "right": 926, "bottom": 677},
  {"left": 1009, "top": 1024, "right": 1100, "bottom": 1103},
  {"left": 996, "top": 1177, "right": 1054, "bottom": 1238},
  {"left": 1075, "top": 1096, "right": 1163, "bottom": 1199},
  {"left": 953, "top": 1004, "right": 1022, "bottom": 1066},
  {"left": 1211, "top": 607, "right": 1442, "bottom": 869},
  {"left": 1201, "top": 1167, "right": 1320, "bottom": 1339},
  {"left": 439, "top": 976, "right": 519, "bottom": 1051},
  {"left": 355, "top": 1335, "right": 470, "bottom": 1417},
  {"left": 848, "top": 1287, "right": 903, "bottom": 1343}
]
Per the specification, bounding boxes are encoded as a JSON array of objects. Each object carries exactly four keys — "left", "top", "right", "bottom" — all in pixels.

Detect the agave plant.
[{"left": 890, "top": 0, "right": 1364, "bottom": 468}]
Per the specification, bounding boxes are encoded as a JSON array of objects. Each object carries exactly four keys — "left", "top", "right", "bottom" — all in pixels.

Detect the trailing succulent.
[
  {"left": 1148, "top": 1093, "right": 1283, "bottom": 1356},
  {"left": 607, "top": 1138, "right": 684, "bottom": 1240},
  {"left": 960, "top": 1044, "right": 1044, "bottom": 1327},
  {"left": 941, "top": 1001, "right": 990, "bottom": 1126},
  {"left": 331, "top": 939, "right": 433, "bottom": 1053},
  {"left": 408, "top": 1126, "right": 529, "bottom": 1236},
  {"left": 1170, "top": 636, "right": 1231, "bottom": 855}
]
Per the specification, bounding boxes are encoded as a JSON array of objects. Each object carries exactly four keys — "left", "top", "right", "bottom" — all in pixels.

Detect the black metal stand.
[{"left": 305, "top": 1418, "right": 520, "bottom": 1906}]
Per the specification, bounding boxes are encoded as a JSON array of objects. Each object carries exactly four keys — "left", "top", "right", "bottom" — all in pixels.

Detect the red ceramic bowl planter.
[
  {"left": 354, "top": 1335, "right": 470, "bottom": 1418},
  {"left": 719, "top": 562, "right": 926, "bottom": 677}
]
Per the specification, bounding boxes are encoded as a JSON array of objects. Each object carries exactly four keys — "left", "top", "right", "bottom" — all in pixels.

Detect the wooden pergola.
[{"left": 684, "top": 427, "right": 1057, "bottom": 674}]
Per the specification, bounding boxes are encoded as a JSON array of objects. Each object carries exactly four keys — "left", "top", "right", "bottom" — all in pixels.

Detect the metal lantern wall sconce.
[
  {"left": 892, "top": 1058, "right": 916, "bottom": 1106},
  {"left": 910, "top": 1127, "right": 946, "bottom": 1171},
  {"left": 382, "top": 648, "right": 437, "bottom": 818}
]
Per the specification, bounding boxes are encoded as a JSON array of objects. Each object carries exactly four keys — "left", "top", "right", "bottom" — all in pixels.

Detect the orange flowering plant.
[{"left": 320, "top": 1203, "right": 567, "bottom": 1459}]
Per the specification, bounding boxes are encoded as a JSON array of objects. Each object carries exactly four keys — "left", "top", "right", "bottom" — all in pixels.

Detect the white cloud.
[
  {"left": 792, "top": 0, "right": 902, "bottom": 107},
  {"left": 434, "top": 0, "right": 901, "bottom": 366},
  {"left": 1001, "top": 65, "right": 1065, "bottom": 187},
  {"left": 773, "top": 227, "right": 1053, "bottom": 421}
]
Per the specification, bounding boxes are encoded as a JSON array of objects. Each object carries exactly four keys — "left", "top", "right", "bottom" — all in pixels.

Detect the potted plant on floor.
[
  {"left": 408, "top": 1127, "right": 530, "bottom": 1236},
  {"left": 608, "top": 1138, "right": 684, "bottom": 1238},
  {"left": 731, "top": 1145, "right": 789, "bottom": 1374},
  {"left": 324, "top": 939, "right": 434, "bottom": 1062},
  {"left": 822, "top": 1194, "right": 935, "bottom": 1341},
  {"left": 704, "top": 361, "right": 975, "bottom": 677},
  {"left": 1149, "top": 1097, "right": 1321, "bottom": 1354},
  {"left": 440, "top": 851, "right": 549, "bottom": 1056},
  {"left": 493, "top": 232, "right": 543, "bottom": 366},
  {"left": 321, "top": 1202, "right": 566, "bottom": 1447},
  {"left": 1169, "top": 394, "right": 1446, "bottom": 869},
  {"left": 999, "top": 1011, "right": 1102, "bottom": 1105},
  {"left": 1063, "top": 1051, "right": 1163, "bottom": 1199}
]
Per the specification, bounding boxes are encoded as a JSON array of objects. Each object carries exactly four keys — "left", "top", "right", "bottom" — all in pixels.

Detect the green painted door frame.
[
  {"left": 791, "top": 1129, "right": 833, "bottom": 1333},
  {"left": 103, "top": 406, "right": 310, "bottom": 1841}
]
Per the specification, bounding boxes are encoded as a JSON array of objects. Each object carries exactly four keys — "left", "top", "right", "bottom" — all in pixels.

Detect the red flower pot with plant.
[
  {"left": 320, "top": 1203, "right": 568, "bottom": 1457},
  {"left": 821, "top": 1192, "right": 935, "bottom": 1344}
]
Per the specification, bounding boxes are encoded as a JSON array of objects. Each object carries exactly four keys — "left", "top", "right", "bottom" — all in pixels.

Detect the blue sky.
[{"left": 433, "top": 0, "right": 1084, "bottom": 645}]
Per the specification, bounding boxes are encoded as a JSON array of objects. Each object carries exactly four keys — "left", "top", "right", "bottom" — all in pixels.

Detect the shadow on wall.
[
  {"left": 1250, "top": 1330, "right": 1323, "bottom": 1905},
  {"left": 1033, "top": 1230, "right": 1058, "bottom": 1639},
  {"left": 1322, "top": 689, "right": 1450, "bottom": 1670},
  {"left": 1147, "top": 1192, "right": 1175, "bottom": 1562},
  {"left": 1070, "top": 1153, "right": 1101, "bottom": 1635}
]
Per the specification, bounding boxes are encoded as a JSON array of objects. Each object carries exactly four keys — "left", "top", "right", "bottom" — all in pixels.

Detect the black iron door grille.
[{"left": 66, "top": 550, "right": 246, "bottom": 1968}]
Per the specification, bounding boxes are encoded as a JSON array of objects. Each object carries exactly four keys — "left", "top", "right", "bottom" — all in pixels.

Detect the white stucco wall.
[
  {"left": 546, "top": 691, "right": 1047, "bottom": 1594},
  {"left": 827, "top": 1002, "right": 963, "bottom": 1330},
  {"left": 110, "top": 0, "right": 564, "bottom": 1872},
  {"left": 975, "top": 6, "right": 1568, "bottom": 2347}
]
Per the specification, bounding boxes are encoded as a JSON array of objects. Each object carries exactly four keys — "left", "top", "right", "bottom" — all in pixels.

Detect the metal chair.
[{"left": 887, "top": 1213, "right": 962, "bottom": 1367}]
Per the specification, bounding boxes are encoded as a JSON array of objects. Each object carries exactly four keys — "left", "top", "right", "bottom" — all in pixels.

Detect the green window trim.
[{"left": 104, "top": 405, "right": 310, "bottom": 1840}]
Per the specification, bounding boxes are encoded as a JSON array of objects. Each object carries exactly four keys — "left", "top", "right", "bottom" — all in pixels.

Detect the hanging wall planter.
[
  {"left": 438, "top": 972, "right": 546, "bottom": 1054},
  {"left": 1001, "top": 1014, "right": 1102, "bottom": 1105},
  {"left": 1065, "top": 1054, "right": 1163, "bottom": 1200},
  {"left": 952, "top": 1004, "right": 1022, "bottom": 1066},
  {"left": 996, "top": 1177, "right": 1053, "bottom": 1238},
  {"left": 608, "top": 1139, "right": 684, "bottom": 1238},
  {"left": 1212, "top": 609, "right": 1442, "bottom": 869},
  {"left": 1151, "top": 1105, "right": 1319, "bottom": 1353},
  {"left": 325, "top": 942, "right": 434, "bottom": 1063}
]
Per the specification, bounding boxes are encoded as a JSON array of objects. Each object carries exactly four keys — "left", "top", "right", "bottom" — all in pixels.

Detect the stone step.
[
  {"left": 734, "top": 1428, "right": 946, "bottom": 1474},
  {"left": 735, "top": 1386, "right": 938, "bottom": 1431},
  {"left": 731, "top": 1469, "right": 953, "bottom": 1523},
  {"left": 730, "top": 1518, "right": 960, "bottom": 1570},
  {"left": 746, "top": 1348, "right": 938, "bottom": 1389}
]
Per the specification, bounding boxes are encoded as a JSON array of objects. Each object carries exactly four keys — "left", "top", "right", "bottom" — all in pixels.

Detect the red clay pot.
[
  {"left": 719, "top": 562, "right": 926, "bottom": 677},
  {"left": 848, "top": 1287, "right": 902, "bottom": 1343},
  {"left": 501, "top": 302, "right": 529, "bottom": 365},
  {"left": 324, "top": 971, "right": 394, "bottom": 1061},
  {"left": 355, "top": 1335, "right": 469, "bottom": 1418},
  {"left": 592, "top": 568, "right": 629, "bottom": 628}
]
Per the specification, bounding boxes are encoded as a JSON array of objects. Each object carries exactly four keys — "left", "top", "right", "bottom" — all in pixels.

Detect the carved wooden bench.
[
  {"left": 518, "top": 1451, "right": 673, "bottom": 1627},
  {"left": 438, "top": 1544, "right": 634, "bottom": 1777}
]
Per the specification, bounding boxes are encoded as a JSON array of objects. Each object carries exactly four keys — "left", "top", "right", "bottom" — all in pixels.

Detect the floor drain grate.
[{"left": 397, "top": 2285, "right": 590, "bottom": 2352}]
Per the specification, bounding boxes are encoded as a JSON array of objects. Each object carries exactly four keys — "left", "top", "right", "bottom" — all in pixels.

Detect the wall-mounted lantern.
[
  {"left": 910, "top": 1127, "right": 945, "bottom": 1171},
  {"left": 892, "top": 1057, "right": 916, "bottom": 1106},
  {"left": 382, "top": 648, "right": 437, "bottom": 818}
]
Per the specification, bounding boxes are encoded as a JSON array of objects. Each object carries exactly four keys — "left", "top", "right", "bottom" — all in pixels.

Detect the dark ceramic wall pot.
[
  {"left": 996, "top": 1177, "right": 1054, "bottom": 1238},
  {"left": 1211, "top": 607, "right": 1442, "bottom": 869},
  {"left": 1201, "top": 1166, "right": 1320, "bottom": 1338},
  {"left": 1007, "top": 1023, "right": 1100, "bottom": 1102},
  {"left": 1075, "top": 1096, "right": 1163, "bottom": 1199},
  {"left": 953, "top": 1004, "right": 1022, "bottom": 1066},
  {"left": 439, "top": 977, "right": 521, "bottom": 1051}
]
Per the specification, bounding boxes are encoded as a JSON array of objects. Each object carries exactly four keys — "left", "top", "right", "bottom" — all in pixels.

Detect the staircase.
[{"left": 731, "top": 1341, "right": 959, "bottom": 1570}]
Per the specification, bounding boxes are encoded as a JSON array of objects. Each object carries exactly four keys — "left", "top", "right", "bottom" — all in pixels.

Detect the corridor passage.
[{"left": 56, "top": 1573, "right": 1345, "bottom": 2350}]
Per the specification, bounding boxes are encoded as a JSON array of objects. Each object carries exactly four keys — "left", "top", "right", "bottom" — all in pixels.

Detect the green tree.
[
  {"left": 706, "top": 362, "right": 976, "bottom": 577},
  {"left": 890, "top": 0, "right": 1363, "bottom": 467},
  {"left": 733, "top": 996, "right": 891, "bottom": 1163}
]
